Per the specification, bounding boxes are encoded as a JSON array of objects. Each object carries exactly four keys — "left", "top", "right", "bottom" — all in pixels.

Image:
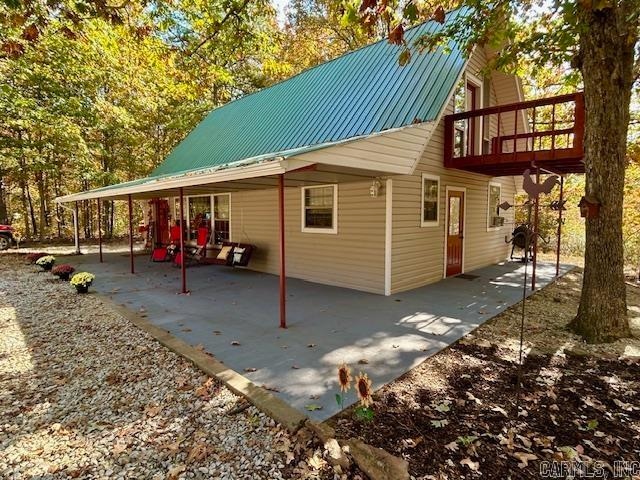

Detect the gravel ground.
[{"left": 0, "top": 254, "right": 339, "bottom": 480}]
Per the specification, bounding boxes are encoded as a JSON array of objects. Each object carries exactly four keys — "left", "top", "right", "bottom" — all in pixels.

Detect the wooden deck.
[{"left": 444, "top": 93, "right": 585, "bottom": 176}]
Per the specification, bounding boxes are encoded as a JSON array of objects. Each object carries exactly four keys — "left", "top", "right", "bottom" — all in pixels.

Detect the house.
[{"left": 56, "top": 8, "right": 584, "bottom": 326}]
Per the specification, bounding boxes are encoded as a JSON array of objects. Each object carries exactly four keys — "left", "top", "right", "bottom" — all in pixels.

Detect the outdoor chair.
[
  {"left": 174, "top": 227, "right": 210, "bottom": 268},
  {"left": 151, "top": 225, "right": 181, "bottom": 262}
]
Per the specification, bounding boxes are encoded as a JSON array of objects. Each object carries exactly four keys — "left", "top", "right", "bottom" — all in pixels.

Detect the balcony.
[{"left": 444, "top": 92, "right": 585, "bottom": 176}]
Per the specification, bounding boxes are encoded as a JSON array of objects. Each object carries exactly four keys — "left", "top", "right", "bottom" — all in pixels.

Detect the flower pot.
[
  {"left": 42, "top": 263, "right": 54, "bottom": 271},
  {"left": 58, "top": 273, "right": 71, "bottom": 281},
  {"left": 75, "top": 284, "right": 89, "bottom": 294}
]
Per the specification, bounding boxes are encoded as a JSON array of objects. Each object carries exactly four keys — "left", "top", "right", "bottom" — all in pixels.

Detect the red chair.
[
  {"left": 174, "top": 227, "right": 210, "bottom": 267},
  {"left": 151, "top": 225, "right": 183, "bottom": 262}
]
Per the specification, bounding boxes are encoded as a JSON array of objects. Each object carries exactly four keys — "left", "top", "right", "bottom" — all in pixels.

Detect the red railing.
[{"left": 444, "top": 92, "right": 585, "bottom": 175}]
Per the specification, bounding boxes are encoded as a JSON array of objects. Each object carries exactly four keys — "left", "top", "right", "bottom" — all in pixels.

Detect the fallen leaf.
[
  {"left": 491, "top": 406, "right": 509, "bottom": 417},
  {"left": 444, "top": 441, "right": 459, "bottom": 452},
  {"left": 231, "top": 341, "right": 241, "bottom": 346},
  {"left": 460, "top": 457, "right": 479, "bottom": 471},
  {"left": 305, "top": 404, "right": 323, "bottom": 411},
  {"left": 358, "top": 359, "right": 369, "bottom": 364},
  {"left": 144, "top": 405, "right": 162, "bottom": 417},
  {"left": 213, "top": 330, "right": 222, "bottom": 335},
  {"left": 167, "top": 464, "right": 186, "bottom": 480},
  {"left": 307, "top": 343, "right": 316, "bottom": 348},
  {"left": 186, "top": 443, "right": 209, "bottom": 464},
  {"left": 512, "top": 451, "right": 537, "bottom": 468},
  {"left": 244, "top": 367, "right": 257, "bottom": 373}
]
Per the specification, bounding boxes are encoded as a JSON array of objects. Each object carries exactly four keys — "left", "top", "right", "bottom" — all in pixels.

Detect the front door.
[{"left": 446, "top": 190, "right": 465, "bottom": 277}]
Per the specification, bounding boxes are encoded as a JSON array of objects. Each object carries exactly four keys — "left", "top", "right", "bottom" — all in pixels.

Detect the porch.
[{"left": 72, "top": 252, "right": 571, "bottom": 420}]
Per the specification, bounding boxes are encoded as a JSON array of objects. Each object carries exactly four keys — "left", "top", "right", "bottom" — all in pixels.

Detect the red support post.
[
  {"left": 179, "top": 187, "right": 187, "bottom": 294},
  {"left": 128, "top": 194, "right": 134, "bottom": 274},
  {"left": 531, "top": 168, "right": 540, "bottom": 291},
  {"left": 555, "top": 176, "right": 564, "bottom": 277},
  {"left": 278, "top": 174, "right": 287, "bottom": 328},
  {"left": 97, "top": 198, "right": 103, "bottom": 263}
]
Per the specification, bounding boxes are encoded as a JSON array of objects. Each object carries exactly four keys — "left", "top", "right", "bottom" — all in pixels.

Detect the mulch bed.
[{"left": 329, "top": 271, "right": 640, "bottom": 479}]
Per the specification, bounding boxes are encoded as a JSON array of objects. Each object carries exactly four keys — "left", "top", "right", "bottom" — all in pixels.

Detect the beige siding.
[
  {"left": 295, "top": 123, "right": 434, "bottom": 174},
  {"left": 390, "top": 49, "right": 519, "bottom": 294},
  {"left": 230, "top": 181, "right": 386, "bottom": 294}
]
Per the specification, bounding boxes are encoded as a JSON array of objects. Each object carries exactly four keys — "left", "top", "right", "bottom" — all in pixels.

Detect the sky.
[{"left": 273, "top": 0, "right": 288, "bottom": 26}]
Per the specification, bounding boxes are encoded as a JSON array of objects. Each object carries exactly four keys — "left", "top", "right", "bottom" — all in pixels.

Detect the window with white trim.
[
  {"left": 487, "top": 182, "right": 503, "bottom": 230},
  {"left": 302, "top": 185, "right": 337, "bottom": 234},
  {"left": 421, "top": 174, "right": 440, "bottom": 227}
]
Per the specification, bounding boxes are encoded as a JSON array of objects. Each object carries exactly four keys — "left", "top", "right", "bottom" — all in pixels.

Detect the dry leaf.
[
  {"left": 167, "top": 464, "right": 185, "bottom": 480},
  {"left": 231, "top": 341, "right": 241, "bottom": 346},
  {"left": 358, "top": 359, "right": 369, "bottom": 364},
  {"left": 460, "top": 457, "right": 479, "bottom": 471},
  {"left": 186, "top": 443, "right": 209, "bottom": 464},
  {"left": 244, "top": 367, "right": 257, "bottom": 373},
  {"left": 512, "top": 451, "right": 537, "bottom": 468},
  {"left": 444, "top": 441, "right": 459, "bottom": 452}
]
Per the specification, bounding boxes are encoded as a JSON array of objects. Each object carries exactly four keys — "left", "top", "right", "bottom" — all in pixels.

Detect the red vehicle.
[{"left": 0, "top": 224, "right": 17, "bottom": 250}]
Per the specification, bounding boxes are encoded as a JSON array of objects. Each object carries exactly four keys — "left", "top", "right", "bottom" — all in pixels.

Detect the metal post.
[
  {"left": 531, "top": 168, "right": 540, "bottom": 291},
  {"left": 73, "top": 201, "right": 80, "bottom": 255},
  {"left": 97, "top": 198, "right": 103, "bottom": 263},
  {"left": 179, "top": 187, "right": 187, "bottom": 294},
  {"left": 128, "top": 194, "right": 134, "bottom": 274},
  {"left": 278, "top": 174, "right": 287, "bottom": 328},
  {"left": 555, "top": 176, "right": 564, "bottom": 277}
]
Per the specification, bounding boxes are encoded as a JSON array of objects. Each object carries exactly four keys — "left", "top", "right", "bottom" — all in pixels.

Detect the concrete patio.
[{"left": 71, "top": 252, "right": 570, "bottom": 420}]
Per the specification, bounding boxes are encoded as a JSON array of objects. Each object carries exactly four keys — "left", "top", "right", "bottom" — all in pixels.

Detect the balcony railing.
[{"left": 444, "top": 92, "right": 585, "bottom": 176}]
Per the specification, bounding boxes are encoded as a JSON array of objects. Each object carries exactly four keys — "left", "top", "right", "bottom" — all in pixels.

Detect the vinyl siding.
[
  {"left": 229, "top": 181, "right": 386, "bottom": 294},
  {"left": 390, "top": 49, "right": 519, "bottom": 293}
]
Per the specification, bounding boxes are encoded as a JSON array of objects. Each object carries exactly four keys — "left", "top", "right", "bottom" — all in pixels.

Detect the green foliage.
[{"left": 354, "top": 405, "right": 374, "bottom": 422}]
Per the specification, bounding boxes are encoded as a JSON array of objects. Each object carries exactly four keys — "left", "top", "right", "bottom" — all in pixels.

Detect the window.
[
  {"left": 421, "top": 174, "right": 440, "bottom": 227},
  {"left": 188, "top": 196, "right": 211, "bottom": 241},
  {"left": 452, "top": 73, "right": 484, "bottom": 157},
  {"left": 487, "top": 182, "right": 502, "bottom": 230},
  {"left": 213, "top": 194, "right": 230, "bottom": 243},
  {"left": 302, "top": 185, "right": 337, "bottom": 234}
]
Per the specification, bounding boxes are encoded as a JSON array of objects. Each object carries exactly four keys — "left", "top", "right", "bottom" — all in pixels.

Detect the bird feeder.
[{"left": 578, "top": 196, "right": 600, "bottom": 218}]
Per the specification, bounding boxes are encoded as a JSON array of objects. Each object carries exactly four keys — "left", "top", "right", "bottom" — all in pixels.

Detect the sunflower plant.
[{"left": 335, "top": 363, "right": 375, "bottom": 423}]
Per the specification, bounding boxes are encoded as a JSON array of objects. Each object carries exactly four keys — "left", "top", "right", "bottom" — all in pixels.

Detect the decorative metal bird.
[{"left": 522, "top": 169, "right": 559, "bottom": 198}]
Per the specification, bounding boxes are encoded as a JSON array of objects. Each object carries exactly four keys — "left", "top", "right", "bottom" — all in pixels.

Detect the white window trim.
[
  {"left": 213, "top": 193, "right": 232, "bottom": 243},
  {"left": 171, "top": 193, "right": 232, "bottom": 243},
  {"left": 487, "top": 181, "right": 502, "bottom": 232},
  {"left": 301, "top": 184, "right": 338, "bottom": 234},
  {"left": 420, "top": 173, "right": 440, "bottom": 227},
  {"left": 465, "top": 71, "right": 484, "bottom": 155}
]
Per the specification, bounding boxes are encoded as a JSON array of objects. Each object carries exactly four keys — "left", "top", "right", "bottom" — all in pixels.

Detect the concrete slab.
[{"left": 70, "top": 252, "right": 571, "bottom": 420}]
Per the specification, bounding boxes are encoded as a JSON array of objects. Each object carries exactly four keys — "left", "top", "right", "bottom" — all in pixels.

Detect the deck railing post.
[
  {"left": 128, "top": 194, "right": 134, "bottom": 274},
  {"left": 531, "top": 168, "right": 540, "bottom": 291},
  {"left": 97, "top": 198, "right": 103, "bottom": 263},
  {"left": 179, "top": 187, "right": 187, "bottom": 294},
  {"left": 73, "top": 201, "right": 80, "bottom": 255},
  {"left": 279, "top": 174, "right": 287, "bottom": 328},
  {"left": 556, "top": 176, "right": 564, "bottom": 277}
]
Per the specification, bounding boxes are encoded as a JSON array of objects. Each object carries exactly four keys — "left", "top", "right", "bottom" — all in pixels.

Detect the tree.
[{"left": 341, "top": 0, "right": 638, "bottom": 343}]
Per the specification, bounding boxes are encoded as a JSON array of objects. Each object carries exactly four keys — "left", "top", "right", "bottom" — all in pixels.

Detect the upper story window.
[
  {"left": 421, "top": 174, "right": 440, "bottom": 227},
  {"left": 453, "top": 73, "right": 484, "bottom": 158},
  {"left": 301, "top": 185, "right": 337, "bottom": 234},
  {"left": 487, "top": 182, "right": 503, "bottom": 230}
]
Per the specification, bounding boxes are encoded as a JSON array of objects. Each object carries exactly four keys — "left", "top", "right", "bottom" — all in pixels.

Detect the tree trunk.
[
  {"left": 35, "top": 171, "right": 46, "bottom": 242},
  {"left": 571, "top": 3, "right": 635, "bottom": 342},
  {"left": 0, "top": 174, "right": 8, "bottom": 224}
]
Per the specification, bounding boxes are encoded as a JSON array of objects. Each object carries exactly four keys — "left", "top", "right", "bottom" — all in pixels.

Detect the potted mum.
[
  {"left": 70, "top": 272, "right": 95, "bottom": 294},
  {"left": 26, "top": 252, "right": 48, "bottom": 264},
  {"left": 52, "top": 264, "right": 75, "bottom": 281},
  {"left": 35, "top": 255, "right": 56, "bottom": 271}
]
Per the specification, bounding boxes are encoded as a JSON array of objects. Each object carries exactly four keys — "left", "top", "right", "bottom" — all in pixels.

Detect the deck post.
[
  {"left": 555, "top": 176, "right": 564, "bottom": 277},
  {"left": 179, "top": 187, "right": 187, "bottom": 294},
  {"left": 128, "top": 194, "right": 134, "bottom": 274},
  {"left": 531, "top": 168, "right": 540, "bottom": 291},
  {"left": 73, "top": 201, "right": 80, "bottom": 255},
  {"left": 97, "top": 198, "right": 103, "bottom": 263},
  {"left": 278, "top": 174, "right": 287, "bottom": 328}
]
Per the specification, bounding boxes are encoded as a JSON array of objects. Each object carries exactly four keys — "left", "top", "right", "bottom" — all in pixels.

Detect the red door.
[{"left": 446, "top": 190, "right": 465, "bottom": 277}]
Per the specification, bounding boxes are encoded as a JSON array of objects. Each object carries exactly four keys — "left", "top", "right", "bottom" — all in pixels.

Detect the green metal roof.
[{"left": 151, "top": 8, "right": 468, "bottom": 178}]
